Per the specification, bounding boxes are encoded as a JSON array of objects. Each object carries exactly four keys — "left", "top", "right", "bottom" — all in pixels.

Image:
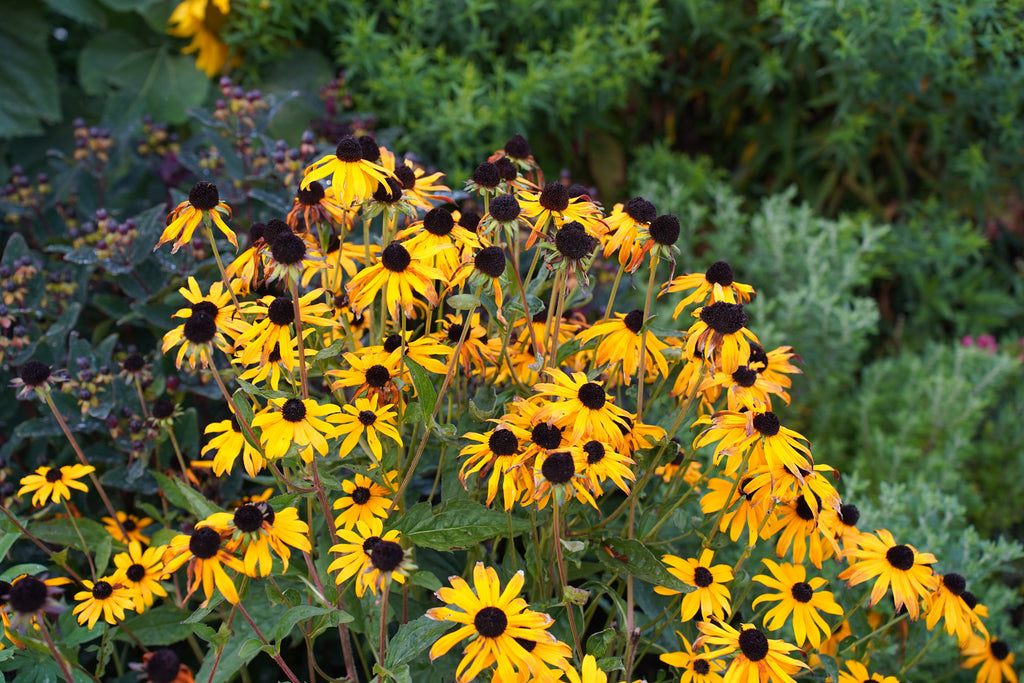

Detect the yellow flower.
[
  {"left": 251, "top": 397, "right": 341, "bottom": 462},
  {"left": 328, "top": 518, "right": 410, "bottom": 597},
  {"left": 333, "top": 471, "right": 398, "bottom": 530},
  {"left": 200, "top": 412, "right": 265, "bottom": 477},
  {"left": 102, "top": 511, "right": 154, "bottom": 546},
  {"left": 656, "top": 549, "right": 734, "bottom": 622},
  {"left": 426, "top": 563, "right": 558, "bottom": 683},
  {"left": 156, "top": 182, "right": 235, "bottom": 253},
  {"left": 563, "top": 654, "right": 608, "bottom": 683},
  {"left": 328, "top": 395, "right": 403, "bottom": 464},
  {"left": 205, "top": 502, "right": 310, "bottom": 577},
  {"left": 961, "top": 633, "right": 1018, "bottom": 683},
  {"left": 73, "top": 577, "right": 136, "bottom": 629},
  {"left": 751, "top": 559, "right": 843, "bottom": 648},
  {"left": 112, "top": 542, "right": 169, "bottom": 611},
  {"left": 17, "top": 464, "right": 95, "bottom": 507},
  {"left": 234, "top": 289, "right": 335, "bottom": 367},
  {"left": 346, "top": 239, "right": 447, "bottom": 322},
  {"left": 925, "top": 572, "right": 989, "bottom": 645},
  {"left": 167, "top": 0, "right": 231, "bottom": 78},
  {"left": 661, "top": 261, "right": 755, "bottom": 316},
  {"left": 575, "top": 310, "right": 670, "bottom": 386},
  {"left": 162, "top": 276, "right": 246, "bottom": 370},
  {"left": 832, "top": 660, "right": 900, "bottom": 683},
  {"left": 532, "top": 369, "right": 632, "bottom": 445},
  {"left": 838, "top": 528, "right": 938, "bottom": 620},
  {"left": 695, "top": 619, "right": 807, "bottom": 683},
  {"left": 684, "top": 301, "right": 759, "bottom": 375},
  {"left": 660, "top": 634, "right": 726, "bottom": 683},
  {"left": 301, "top": 136, "right": 395, "bottom": 207},
  {"left": 163, "top": 524, "right": 244, "bottom": 604}
]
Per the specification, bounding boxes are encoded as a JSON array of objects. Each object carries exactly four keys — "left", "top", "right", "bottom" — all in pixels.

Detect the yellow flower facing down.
[
  {"left": 838, "top": 528, "right": 938, "bottom": 620},
  {"left": 18, "top": 464, "right": 95, "bottom": 507},
  {"left": 328, "top": 517, "right": 411, "bottom": 597},
  {"left": 926, "top": 572, "right": 989, "bottom": 645},
  {"left": 251, "top": 397, "right": 341, "bottom": 462},
  {"left": 656, "top": 549, "right": 734, "bottom": 622},
  {"left": 426, "top": 563, "right": 558, "bottom": 683},
  {"left": 205, "top": 502, "right": 310, "bottom": 577},
  {"left": 661, "top": 261, "right": 755, "bottom": 317},
  {"left": 167, "top": 0, "right": 231, "bottom": 77},
  {"left": 156, "top": 182, "right": 236, "bottom": 254},
  {"left": 301, "top": 136, "right": 395, "bottom": 207},
  {"left": 751, "top": 559, "right": 843, "bottom": 649},
  {"left": 73, "top": 578, "right": 136, "bottom": 629}
]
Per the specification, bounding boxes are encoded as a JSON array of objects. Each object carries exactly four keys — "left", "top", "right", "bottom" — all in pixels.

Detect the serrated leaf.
[{"left": 384, "top": 615, "right": 454, "bottom": 668}]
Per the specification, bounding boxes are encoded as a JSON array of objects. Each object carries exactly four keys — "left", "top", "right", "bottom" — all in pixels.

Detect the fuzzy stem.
[
  {"left": 552, "top": 499, "right": 582, "bottom": 657},
  {"left": 289, "top": 278, "right": 310, "bottom": 400},
  {"left": 236, "top": 600, "right": 302, "bottom": 683},
  {"left": 40, "top": 621, "right": 75, "bottom": 683},
  {"left": 204, "top": 222, "right": 243, "bottom": 314}
]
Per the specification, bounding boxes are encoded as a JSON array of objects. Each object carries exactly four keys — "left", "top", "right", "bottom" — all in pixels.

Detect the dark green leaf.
[
  {"left": 152, "top": 471, "right": 221, "bottom": 518},
  {"left": 384, "top": 615, "right": 454, "bottom": 668},
  {"left": 393, "top": 500, "right": 531, "bottom": 551},
  {"left": 117, "top": 606, "right": 196, "bottom": 646},
  {"left": 404, "top": 359, "right": 437, "bottom": 419},
  {"left": 0, "top": 8, "right": 60, "bottom": 137},
  {"left": 273, "top": 604, "right": 351, "bottom": 642},
  {"left": 594, "top": 538, "right": 691, "bottom": 592}
]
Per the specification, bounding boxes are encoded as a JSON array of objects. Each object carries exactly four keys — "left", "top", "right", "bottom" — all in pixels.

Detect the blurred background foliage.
[{"left": 2, "top": 0, "right": 1023, "bottom": 651}]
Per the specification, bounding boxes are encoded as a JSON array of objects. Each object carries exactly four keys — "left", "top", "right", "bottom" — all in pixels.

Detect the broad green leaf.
[
  {"left": 117, "top": 606, "right": 197, "bottom": 646},
  {"left": 29, "top": 517, "right": 112, "bottom": 553},
  {"left": 404, "top": 359, "right": 437, "bottom": 418},
  {"left": 393, "top": 500, "right": 531, "bottom": 551},
  {"left": 384, "top": 615, "right": 454, "bottom": 668},
  {"left": 447, "top": 293, "right": 480, "bottom": 310},
  {"left": 152, "top": 471, "right": 221, "bottom": 518},
  {"left": 0, "top": 8, "right": 60, "bottom": 137},
  {"left": 594, "top": 538, "right": 691, "bottom": 592},
  {"left": 273, "top": 604, "right": 352, "bottom": 642}
]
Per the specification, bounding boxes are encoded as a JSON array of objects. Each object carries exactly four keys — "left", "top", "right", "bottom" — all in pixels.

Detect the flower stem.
[
  {"left": 204, "top": 222, "right": 243, "bottom": 314},
  {"left": 289, "top": 278, "right": 310, "bottom": 401},
  {"left": 44, "top": 393, "right": 126, "bottom": 541},
  {"left": 378, "top": 580, "right": 390, "bottom": 665},
  {"left": 634, "top": 255, "right": 660, "bottom": 421},
  {"left": 552, "top": 499, "right": 582, "bottom": 657},
  {"left": 602, "top": 261, "right": 626, "bottom": 323},
  {"left": 40, "top": 620, "right": 75, "bottom": 683},
  {"left": 236, "top": 600, "right": 302, "bottom": 683}
]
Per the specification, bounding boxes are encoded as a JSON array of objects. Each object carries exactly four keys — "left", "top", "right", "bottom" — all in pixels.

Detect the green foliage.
[
  {"left": 330, "top": 0, "right": 662, "bottom": 171},
  {"left": 657, "top": 0, "right": 1024, "bottom": 218}
]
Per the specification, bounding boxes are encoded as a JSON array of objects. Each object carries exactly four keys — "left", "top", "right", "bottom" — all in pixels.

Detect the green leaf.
[
  {"left": 273, "top": 604, "right": 352, "bottom": 642},
  {"left": 446, "top": 293, "right": 480, "bottom": 310},
  {"left": 117, "top": 606, "right": 196, "bottom": 646},
  {"left": 78, "top": 32, "right": 211, "bottom": 125},
  {"left": 29, "top": 517, "right": 112, "bottom": 553},
  {"left": 230, "top": 390, "right": 262, "bottom": 452},
  {"left": 152, "top": 471, "right": 221, "bottom": 518},
  {"left": 0, "top": 529, "right": 21, "bottom": 558},
  {"left": 384, "top": 615, "right": 454, "bottom": 668},
  {"left": 594, "top": 538, "right": 691, "bottom": 592},
  {"left": 586, "top": 628, "right": 616, "bottom": 658},
  {"left": 42, "top": 0, "right": 105, "bottom": 26},
  {"left": 404, "top": 359, "right": 437, "bottom": 419},
  {"left": 0, "top": 7, "right": 60, "bottom": 137},
  {"left": 393, "top": 500, "right": 531, "bottom": 551}
]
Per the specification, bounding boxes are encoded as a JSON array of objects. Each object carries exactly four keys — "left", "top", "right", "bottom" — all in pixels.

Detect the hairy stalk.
[
  {"left": 551, "top": 499, "right": 582, "bottom": 656},
  {"left": 289, "top": 278, "right": 310, "bottom": 400},
  {"left": 40, "top": 621, "right": 75, "bottom": 683},
  {"left": 236, "top": 600, "right": 302, "bottom": 683},
  {"left": 203, "top": 222, "right": 243, "bottom": 313},
  {"left": 602, "top": 261, "right": 626, "bottom": 323}
]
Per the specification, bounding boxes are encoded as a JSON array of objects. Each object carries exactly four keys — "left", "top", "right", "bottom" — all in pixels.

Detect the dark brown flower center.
[
  {"left": 838, "top": 503, "right": 860, "bottom": 527},
  {"left": 423, "top": 208, "right": 454, "bottom": 236},
  {"left": 45, "top": 468, "right": 63, "bottom": 483},
  {"left": 489, "top": 194, "right": 520, "bottom": 223},
  {"left": 752, "top": 412, "right": 780, "bottom": 437},
  {"left": 541, "top": 451, "right": 575, "bottom": 484},
  {"left": 267, "top": 297, "right": 295, "bottom": 326},
  {"left": 791, "top": 581, "right": 813, "bottom": 603},
  {"left": 539, "top": 182, "right": 569, "bottom": 212},
  {"left": 738, "top": 627, "right": 769, "bottom": 661},
  {"left": 991, "top": 641, "right": 1010, "bottom": 660},
  {"left": 9, "top": 577, "right": 47, "bottom": 613},
  {"left": 693, "top": 566, "right": 713, "bottom": 588},
  {"left": 577, "top": 382, "right": 606, "bottom": 410},
  {"left": 732, "top": 366, "right": 757, "bottom": 388},
  {"left": 365, "top": 364, "right": 390, "bottom": 388},
  {"left": 188, "top": 182, "right": 220, "bottom": 210},
  {"left": 191, "top": 300, "right": 220, "bottom": 320},
  {"left": 362, "top": 535, "right": 381, "bottom": 554},
  {"left": 503, "top": 134, "right": 531, "bottom": 159},
  {"left": 189, "top": 526, "right": 221, "bottom": 559},
  {"left": 381, "top": 243, "right": 411, "bottom": 272},
  {"left": 271, "top": 232, "right": 306, "bottom": 265},
  {"left": 624, "top": 196, "right": 656, "bottom": 223},
  {"left": 649, "top": 214, "right": 680, "bottom": 246},
  {"left": 474, "top": 246, "right": 506, "bottom": 278},
  {"left": 92, "top": 581, "right": 113, "bottom": 599},
  {"left": 692, "top": 659, "right": 711, "bottom": 675},
  {"left": 395, "top": 165, "right": 416, "bottom": 190},
  {"left": 885, "top": 544, "right": 915, "bottom": 571},
  {"left": 281, "top": 398, "right": 307, "bottom": 422},
  {"left": 554, "top": 222, "right": 595, "bottom": 261},
  {"left": 531, "top": 423, "right": 563, "bottom": 450},
  {"left": 583, "top": 441, "right": 605, "bottom": 465},
  {"left": 183, "top": 312, "right": 216, "bottom": 343},
  {"left": 358, "top": 410, "right": 377, "bottom": 426},
  {"left": 474, "top": 606, "right": 508, "bottom": 638},
  {"left": 370, "top": 540, "right": 404, "bottom": 572},
  {"left": 126, "top": 564, "right": 146, "bottom": 582},
  {"left": 351, "top": 486, "right": 372, "bottom": 505},
  {"left": 623, "top": 309, "right": 644, "bottom": 333},
  {"left": 699, "top": 302, "right": 748, "bottom": 335},
  {"left": 335, "top": 136, "right": 363, "bottom": 162},
  {"left": 488, "top": 429, "right": 519, "bottom": 457},
  {"left": 234, "top": 503, "right": 264, "bottom": 533},
  {"left": 472, "top": 162, "right": 501, "bottom": 188},
  {"left": 942, "top": 573, "right": 966, "bottom": 596},
  {"left": 705, "top": 261, "right": 734, "bottom": 286},
  {"left": 146, "top": 649, "right": 182, "bottom": 683},
  {"left": 297, "top": 182, "right": 325, "bottom": 205}
]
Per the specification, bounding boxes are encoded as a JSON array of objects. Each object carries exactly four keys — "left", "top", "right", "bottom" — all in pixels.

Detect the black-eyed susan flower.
[
  {"left": 962, "top": 634, "right": 1018, "bottom": 683},
  {"left": 329, "top": 395, "right": 402, "bottom": 464},
  {"left": 157, "top": 182, "right": 236, "bottom": 254},
  {"left": 328, "top": 518, "right": 406, "bottom": 597},
  {"left": 286, "top": 180, "right": 350, "bottom": 232},
  {"left": 838, "top": 528, "right": 939, "bottom": 620},
  {"left": 660, "top": 633, "right": 726, "bottom": 683},
  {"left": 656, "top": 549, "right": 734, "bottom": 622},
  {"left": 579, "top": 439, "right": 635, "bottom": 495},
  {"left": 695, "top": 619, "right": 806, "bottom": 683},
  {"left": 10, "top": 359, "right": 66, "bottom": 400},
  {"left": 333, "top": 471, "right": 398, "bottom": 529},
  {"left": 346, "top": 240, "right": 446, "bottom": 321},
  {"left": 762, "top": 494, "right": 838, "bottom": 570},
  {"left": 746, "top": 343, "right": 801, "bottom": 393},
  {"left": 684, "top": 301, "right": 759, "bottom": 375},
  {"left": 163, "top": 524, "right": 244, "bottom": 604},
  {"left": 395, "top": 207, "right": 480, "bottom": 280},
  {"left": 925, "top": 572, "right": 988, "bottom": 645},
  {"left": 531, "top": 449, "right": 595, "bottom": 510},
  {"left": 301, "top": 136, "right": 395, "bottom": 206},
  {"left": 329, "top": 350, "right": 403, "bottom": 405},
  {"left": 132, "top": 649, "right": 195, "bottom": 683},
  {"left": 263, "top": 229, "right": 325, "bottom": 287},
  {"left": 542, "top": 221, "right": 600, "bottom": 286},
  {"left": 426, "top": 563, "right": 558, "bottom": 683},
  {"left": 602, "top": 197, "right": 657, "bottom": 267},
  {"left": 200, "top": 413, "right": 265, "bottom": 477},
  {"left": 465, "top": 161, "right": 504, "bottom": 198},
  {"left": 464, "top": 245, "right": 509, "bottom": 308},
  {"left": 693, "top": 410, "right": 813, "bottom": 478},
  {"left": 112, "top": 542, "right": 168, "bottom": 611},
  {"left": 576, "top": 309, "right": 670, "bottom": 386},
  {"left": 251, "top": 397, "right": 341, "bottom": 462},
  {"left": 234, "top": 290, "right": 334, "bottom": 367},
  {"left": 1, "top": 574, "right": 68, "bottom": 631},
  {"left": 819, "top": 502, "right": 866, "bottom": 554},
  {"left": 102, "top": 511, "right": 154, "bottom": 546},
  {"left": 73, "top": 577, "right": 136, "bottom": 629},
  {"left": 370, "top": 330, "right": 450, "bottom": 377},
  {"left": 662, "top": 261, "right": 755, "bottom": 317},
  {"left": 492, "top": 637, "right": 573, "bottom": 682},
  {"left": 459, "top": 425, "right": 531, "bottom": 511},
  {"left": 206, "top": 502, "right": 310, "bottom": 577},
  {"left": 700, "top": 475, "right": 769, "bottom": 548},
  {"left": 435, "top": 312, "right": 500, "bottom": 377},
  {"left": 161, "top": 277, "right": 246, "bottom": 370},
  {"left": 519, "top": 182, "right": 606, "bottom": 250},
  {"left": 833, "top": 660, "right": 900, "bottom": 683},
  {"left": 751, "top": 559, "right": 842, "bottom": 649},
  {"left": 532, "top": 369, "right": 632, "bottom": 444},
  {"left": 17, "top": 464, "right": 95, "bottom": 507},
  {"left": 626, "top": 213, "right": 681, "bottom": 272},
  {"left": 166, "top": 0, "right": 230, "bottom": 78},
  {"left": 699, "top": 364, "right": 786, "bottom": 412}
]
